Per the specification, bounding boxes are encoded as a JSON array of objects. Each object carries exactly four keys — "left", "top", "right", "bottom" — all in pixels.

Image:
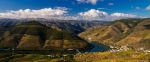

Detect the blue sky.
[{"left": 0, "top": 0, "right": 150, "bottom": 20}]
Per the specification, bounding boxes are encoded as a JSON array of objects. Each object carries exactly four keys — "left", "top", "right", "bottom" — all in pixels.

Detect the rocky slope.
[
  {"left": 79, "top": 18, "right": 150, "bottom": 50},
  {"left": 0, "top": 21, "right": 91, "bottom": 50}
]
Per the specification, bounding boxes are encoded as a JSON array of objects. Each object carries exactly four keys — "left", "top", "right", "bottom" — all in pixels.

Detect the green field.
[{"left": 0, "top": 50, "right": 149, "bottom": 62}]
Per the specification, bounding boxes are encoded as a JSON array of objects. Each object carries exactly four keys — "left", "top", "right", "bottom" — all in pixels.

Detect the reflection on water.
[{"left": 86, "top": 42, "right": 110, "bottom": 52}]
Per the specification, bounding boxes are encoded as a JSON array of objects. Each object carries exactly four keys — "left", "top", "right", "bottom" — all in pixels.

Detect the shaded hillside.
[
  {"left": 79, "top": 18, "right": 150, "bottom": 50},
  {"left": 0, "top": 21, "right": 91, "bottom": 50}
]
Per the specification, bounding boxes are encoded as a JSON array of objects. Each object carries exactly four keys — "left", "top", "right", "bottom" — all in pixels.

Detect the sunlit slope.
[
  {"left": 79, "top": 19, "right": 150, "bottom": 50},
  {"left": 0, "top": 21, "right": 91, "bottom": 50},
  {"left": 74, "top": 50, "right": 150, "bottom": 62}
]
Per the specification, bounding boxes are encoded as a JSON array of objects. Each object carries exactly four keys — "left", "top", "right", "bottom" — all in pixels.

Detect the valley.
[
  {"left": 0, "top": 0, "right": 150, "bottom": 62},
  {"left": 0, "top": 18, "right": 149, "bottom": 62}
]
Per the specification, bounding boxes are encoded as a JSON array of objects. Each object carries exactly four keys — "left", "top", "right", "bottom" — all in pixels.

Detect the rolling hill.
[
  {"left": 0, "top": 21, "right": 92, "bottom": 50},
  {"left": 79, "top": 18, "right": 150, "bottom": 50}
]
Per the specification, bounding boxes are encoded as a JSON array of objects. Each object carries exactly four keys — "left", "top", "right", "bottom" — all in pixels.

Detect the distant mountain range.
[
  {"left": 0, "top": 18, "right": 108, "bottom": 34},
  {"left": 79, "top": 18, "right": 150, "bottom": 50}
]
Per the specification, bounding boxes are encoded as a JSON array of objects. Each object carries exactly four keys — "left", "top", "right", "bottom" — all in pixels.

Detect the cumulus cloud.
[
  {"left": 0, "top": 8, "right": 139, "bottom": 21},
  {"left": 146, "top": 5, "right": 150, "bottom": 10},
  {"left": 79, "top": 9, "right": 108, "bottom": 20},
  {"left": 0, "top": 8, "right": 67, "bottom": 19},
  {"left": 78, "top": 9, "right": 138, "bottom": 21},
  {"left": 110, "top": 13, "right": 137, "bottom": 20},
  {"left": 77, "top": 0, "right": 98, "bottom": 5},
  {"left": 111, "top": 13, "right": 137, "bottom": 18}
]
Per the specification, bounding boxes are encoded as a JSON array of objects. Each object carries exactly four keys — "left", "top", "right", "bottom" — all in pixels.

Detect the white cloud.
[
  {"left": 0, "top": 8, "right": 139, "bottom": 21},
  {"left": 111, "top": 13, "right": 137, "bottom": 18},
  {"left": 0, "top": 8, "right": 67, "bottom": 19},
  {"left": 79, "top": 9, "right": 108, "bottom": 20},
  {"left": 77, "top": 0, "right": 98, "bottom": 5},
  {"left": 146, "top": 5, "right": 150, "bottom": 10},
  {"left": 78, "top": 9, "right": 138, "bottom": 21},
  {"left": 110, "top": 13, "right": 137, "bottom": 20}
]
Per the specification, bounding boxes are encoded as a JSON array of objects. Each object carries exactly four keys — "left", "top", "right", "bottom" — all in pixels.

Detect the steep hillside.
[
  {"left": 79, "top": 19, "right": 140, "bottom": 45},
  {"left": 117, "top": 19, "right": 150, "bottom": 50},
  {"left": 0, "top": 21, "right": 91, "bottom": 50},
  {"left": 79, "top": 18, "right": 150, "bottom": 50}
]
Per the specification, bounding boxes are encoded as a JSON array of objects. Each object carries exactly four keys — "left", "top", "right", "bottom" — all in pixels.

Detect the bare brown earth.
[
  {"left": 79, "top": 18, "right": 150, "bottom": 50},
  {"left": 0, "top": 21, "right": 91, "bottom": 50}
]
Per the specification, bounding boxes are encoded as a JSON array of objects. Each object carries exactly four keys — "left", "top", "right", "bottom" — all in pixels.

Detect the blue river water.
[{"left": 87, "top": 42, "right": 110, "bottom": 52}]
